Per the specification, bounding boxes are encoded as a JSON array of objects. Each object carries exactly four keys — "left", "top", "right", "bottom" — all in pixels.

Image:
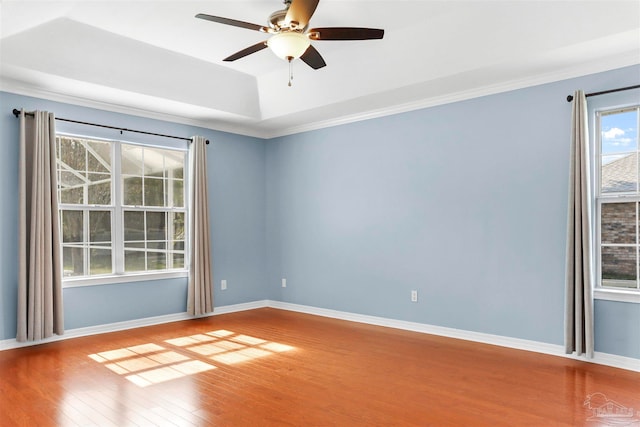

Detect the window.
[
  {"left": 56, "top": 135, "right": 188, "bottom": 284},
  {"left": 596, "top": 106, "right": 640, "bottom": 296}
]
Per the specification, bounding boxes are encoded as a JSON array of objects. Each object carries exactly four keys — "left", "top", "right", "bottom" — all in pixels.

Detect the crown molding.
[
  {"left": 3, "top": 52, "right": 639, "bottom": 140},
  {"left": 266, "top": 53, "right": 640, "bottom": 139},
  {"left": 0, "top": 77, "right": 268, "bottom": 140}
]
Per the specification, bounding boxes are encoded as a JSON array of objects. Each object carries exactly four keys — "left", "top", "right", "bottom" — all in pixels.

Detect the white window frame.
[
  {"left": 594, "top": 105, "right": 640, "bottom": 303},
  {"left": 57, "top": 133, "right": 189, "bottom": 288}
]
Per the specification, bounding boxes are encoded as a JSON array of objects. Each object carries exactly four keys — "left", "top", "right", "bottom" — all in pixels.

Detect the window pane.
[
  {"left": 601, "top": 202, "right": 636, "bottom": 244},
  {"left": 147, "top": 241, "right": 166, "bottom": 250},
  {"left": 87, "top": 172, "right": 108, "bottom": 182},
  {"left": 601, "top": 110, "right": 638, "bottom": 155},
  {"left": 602, "top": 153, "right": 637, "bottom": 193},
  {"left": 62, "top": 210, "right": 83, "bottom": 243},
  {"left": 89, "top": 247, "right": 112, "bottom": 275},
  {"left": 60, "top": 187, "right": 84, "bottom": 205},
  {"left": 601, "top": 246, "right": 637, "bottom": 285},
  {"left": 145, "top": 148, "right": 170, "bottom": 177},
  {"left": 147, "top": 252, "right": 166, "bottom": 270},
  {"left": 59, "top": 137, "right": 86, "bottom": 171},
  {"left": 88, "top": 181, "right": 111, "bottom": 205},
  {"left": 59, "top": 171, "right": 85, "bottom": 188},
  {"left": 58, "top": 138, "right": 114, "bottom": 207},
  {"left": 172, "top": 212, "right": 185, "bottom": 241},
  {"left": 164, "top": 149, "right": 183, "bottom": 173},
  {"left": 125, "top": 250, "right": 145, "bottom": 272},
  {"left": 146, "top": 212, "right": 166, "bottom": 241},
  {"left": 123, "top": 176, "right": 143, "bottom": 206},
  {"left": 124, "top": 242, "right": 145, "bottom": 249},
  {"left": 147, "top": 170, "right": 164, "bottom": 178},
  {"left": 58, "top": 169, "right": 86, "bottom": 205},
  {"left": 89, "top": 211, "right": 111, "bottom": 243},
  {"left": 173, "top": 166, "right": 184, "bottom": 180},
  {"left": 601, "top": 109, "right": 639, "bottom": 194},
  {"left": 121, "top": 145, "right": 143, "bottom": 175},
  {"left": 173, "top": 253, "right": 184, "bottom": 269},
  {"left": 63, "top": 245, "right": 84, "bottom": 277},
  {"left": 124, "top": 211, "right": 144, "bottom": 241},
  {"left": 144, "top": 177, "right": 164, "bottom": 206},
  {"left": 172, "top": 179, "right": 184, "bottom": 207},
  {"left": 86, "top": 140, "right": 111, "bottom": 173}
]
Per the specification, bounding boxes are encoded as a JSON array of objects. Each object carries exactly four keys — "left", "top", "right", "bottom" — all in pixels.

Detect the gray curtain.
[
  {"left": 17, "top": 110, "right": 64, "bottom": 342},
  {"left": 565, "top": 90, "right": 594, "bottom": 358},
  {"left": 187, "top": 136, "right": 213, "bottom": 316}
]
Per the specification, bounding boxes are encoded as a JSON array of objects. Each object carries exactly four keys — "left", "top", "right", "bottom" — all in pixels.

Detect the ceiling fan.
[{"left": 196, "top": 0, "right": 384, "bottom": 85}]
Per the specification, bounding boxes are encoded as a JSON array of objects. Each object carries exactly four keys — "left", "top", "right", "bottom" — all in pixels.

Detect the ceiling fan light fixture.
[{"left": 267, "top": 32, "right": 310, "bottom": 60}]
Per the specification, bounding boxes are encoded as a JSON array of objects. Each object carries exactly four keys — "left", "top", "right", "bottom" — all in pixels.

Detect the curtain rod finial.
[
  {"left": 566, "top": 95, "right": 574, "bottom": 102},
  {"left": 12, "top": 108, "right": 20, "bottom": 117}
]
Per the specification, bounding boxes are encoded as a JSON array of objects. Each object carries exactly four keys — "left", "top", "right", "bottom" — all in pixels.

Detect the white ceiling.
[{"left": 1, "top": 1, "right": 639, "bottom": 138}]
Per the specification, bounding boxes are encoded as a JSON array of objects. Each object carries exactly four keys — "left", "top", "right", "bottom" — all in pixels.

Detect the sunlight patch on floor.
[
  {"left": 88, "top": 329, "right": 295, "bottom": 387},
  {"left": 89, "top": 344, "right": 216, "bottom": 388},
  {"left": 167, "top": 329, "right": 295, "bottom": 365}
]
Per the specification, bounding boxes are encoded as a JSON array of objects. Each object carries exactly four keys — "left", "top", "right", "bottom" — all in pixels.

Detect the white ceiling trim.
[
  {"left": 0, "top": 76, "right": 267, "bottom": 139},
  {"left": 266, "top": 51, "right": 640, "bottom": 138},
  {"left": 2, "top": 50, "right": 638, "bottom": 141}
]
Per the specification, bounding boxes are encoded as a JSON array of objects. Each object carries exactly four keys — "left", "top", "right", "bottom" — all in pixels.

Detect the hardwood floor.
[{"left": 0, "top": 308, "right": 638, "bottom": 426}]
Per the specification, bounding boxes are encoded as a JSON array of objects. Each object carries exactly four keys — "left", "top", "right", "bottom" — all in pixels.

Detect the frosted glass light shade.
[{"left": 267, "top": 32, "right": 310, "bottom": 60}]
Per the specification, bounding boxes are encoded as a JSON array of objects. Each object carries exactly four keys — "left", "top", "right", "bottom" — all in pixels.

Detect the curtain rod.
[
  {"left": 566, "top": 85, "right": 640, "bottom": 102},
  {"left": 11, "top": 108, "right": 209, "bottom": 144}
]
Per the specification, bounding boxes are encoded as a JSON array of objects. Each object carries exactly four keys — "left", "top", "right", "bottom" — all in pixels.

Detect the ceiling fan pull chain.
[{"left": 288, "top": 56, "right": 293, "bottom": 87}]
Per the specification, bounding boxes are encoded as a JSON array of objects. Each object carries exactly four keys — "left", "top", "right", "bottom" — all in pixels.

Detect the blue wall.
[
  {"left": 265, "top": 65, "right": 640, "bottom": 359},
  {"left": 0, "top": 91, "right": 267, "bottom": 339},
  {"left": 1, "top": 65, "right": 639, "bottom": 360}
]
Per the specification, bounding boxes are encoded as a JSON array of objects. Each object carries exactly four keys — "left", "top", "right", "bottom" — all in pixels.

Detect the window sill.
[
  {"left": 62, "top": 270, "right": 188, "bottom": 288},
  {"left": 594, "top": 288, "right": 640, "bottom": 303}
]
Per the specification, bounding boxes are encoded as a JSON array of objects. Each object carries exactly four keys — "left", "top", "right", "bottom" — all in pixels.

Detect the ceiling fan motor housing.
[{"left": 269, "top": 9, "right": 288, "bottom": 30}]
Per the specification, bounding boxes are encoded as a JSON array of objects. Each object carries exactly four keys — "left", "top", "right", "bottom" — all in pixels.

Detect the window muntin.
[
  {"left": 597, "top": 106, "right": 640, "bottom": 292},
  {"left": 56, "top": 135, "right": 187, "bottom": 281}
]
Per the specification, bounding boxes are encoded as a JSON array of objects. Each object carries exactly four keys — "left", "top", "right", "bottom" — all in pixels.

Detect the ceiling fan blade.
[
  {"left": 224, "top": 41, "right": 268, "bottom": 62},
  {"left": 308, "top": 27, "right": 384, "bottom": 41},
  {"left": 284, "top": 0, "right": 319, "bottom": 29},
  {"left": 196, "top": 13, "right": 271, "bottom": 33},
  {"left": 300, "top": 45, "right": 326, "bottom": 69}
]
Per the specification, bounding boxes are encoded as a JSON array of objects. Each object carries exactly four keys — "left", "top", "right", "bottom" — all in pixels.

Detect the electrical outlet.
[
  {"left": 411, "top": 290, "right": 418, "bottom": 302},
  {"left": 221, "top": 279, "right": 227, "bottom": 290},
  {"left": 282, "top": 278, "right": 287, "bottom": 288}
]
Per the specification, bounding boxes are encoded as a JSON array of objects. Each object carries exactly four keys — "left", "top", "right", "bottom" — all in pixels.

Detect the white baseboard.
[
  {"left": 267, "top": 300, "right": 640, "bottom": 373},
  {"left": 0, "top": 300, "right": 269, "bottom": 351},
  {"left": 1, "top": 299, "right": 638, "bottom": 373}
]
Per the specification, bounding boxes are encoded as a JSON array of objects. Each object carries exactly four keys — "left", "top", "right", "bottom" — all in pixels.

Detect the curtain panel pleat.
[
  {"left": 187, "top": 136, "right": 213, "bottom": 316},
  {"left": 564, "top": 90, "right": 594, "bottom": 358},
  {"left": 17, "top": 110, "right": 64, "bottom": 342}
]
